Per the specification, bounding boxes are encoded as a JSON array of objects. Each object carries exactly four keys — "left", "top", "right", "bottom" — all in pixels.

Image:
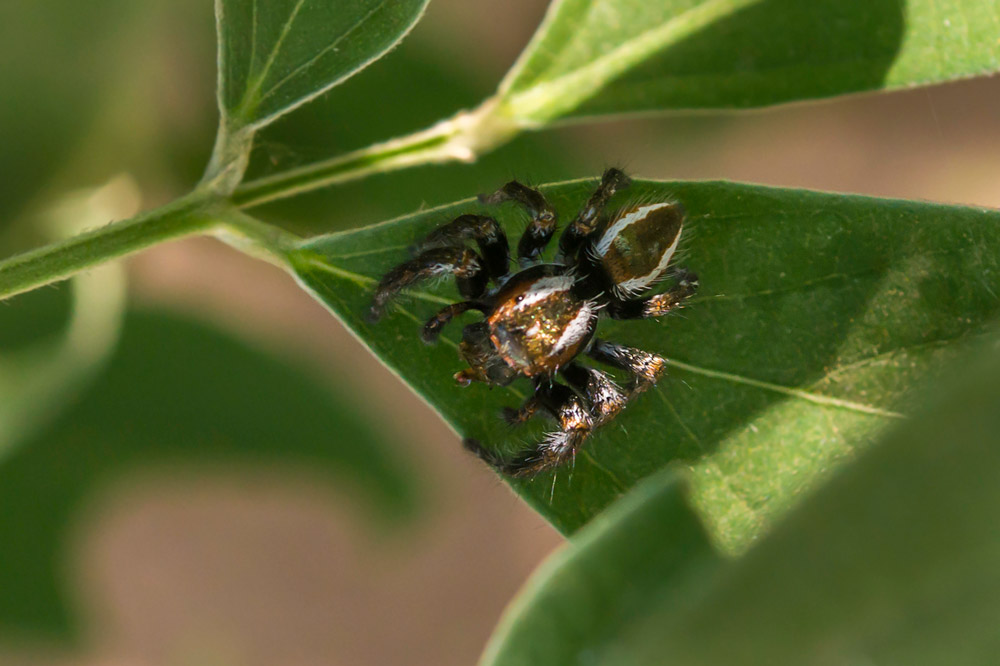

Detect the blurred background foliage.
[
  {"left": 0, "top": 0, "right": 998, "bottom": 665},
  {"left": 0, "top": 307, "right": 419, "bottom": 637}
]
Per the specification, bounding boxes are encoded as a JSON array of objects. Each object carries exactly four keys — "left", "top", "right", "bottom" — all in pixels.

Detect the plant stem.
[
  {"left": 0, "top": 194, "right": 216, "bottom": 301},
  {"left": 231, "top": 98, "right": 521, "bottom": 209},
  {"left": 209, "top": 207, "right": 302, "bottom": 265},
  {"left": 0, "top": 99, "right": 522, "bottom": 301},
  {"left": 201, "top": 119, "right": 256, "bottom": 196}
]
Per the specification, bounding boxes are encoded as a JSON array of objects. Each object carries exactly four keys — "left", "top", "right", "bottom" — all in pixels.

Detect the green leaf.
[
  {"left": 627, "top": 337, "right": 1000, "bottom": 665},
  {"left": 242, "top": 34, "right": 587, "bottom": 232},
  {"left": 481, "top": 335, "right": 1000, "bottom": 666},
  {"left": 0, "top": 310, "right": 417, "bottom": 640},
  {"left": 494, "top": 0, "right": 1000, "bottom": 123},
  {"left": 217, "top": 0, "right": 430, "bottom": 131},
  {"left": 289, "top": 178, "right": 1000, "bottom": 550},
  {"left": 480, "top": 468, "right": 721, "bottom": 666},
  {"left": 0, "top": 265, "right": 125, "bottom": 462}
]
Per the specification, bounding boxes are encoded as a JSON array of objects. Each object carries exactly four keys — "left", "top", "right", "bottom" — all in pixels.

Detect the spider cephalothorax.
[{"left": 368, "top": 169, "right": 698, "bottom": 476}]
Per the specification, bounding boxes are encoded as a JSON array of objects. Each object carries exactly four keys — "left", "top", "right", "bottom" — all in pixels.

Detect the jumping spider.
[{"left": 368, "top": 169, "right": 698, "bottom": 477}]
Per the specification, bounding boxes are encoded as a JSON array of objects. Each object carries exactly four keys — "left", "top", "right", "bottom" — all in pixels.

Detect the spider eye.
[{"left": 515, "top": 295, "right": 524, "bottom": 303}]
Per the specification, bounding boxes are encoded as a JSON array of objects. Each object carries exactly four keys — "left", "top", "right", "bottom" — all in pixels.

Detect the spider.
[{"left": 367, "top": 169, "right": 697, "bottom": 477}]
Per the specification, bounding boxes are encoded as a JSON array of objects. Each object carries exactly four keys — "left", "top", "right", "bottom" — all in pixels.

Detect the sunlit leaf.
[
  {"left": 625, "top": 338, "right": 1000, "bottom": 665},
  {"left": 217, "top": 0, "right": 430, "bottom": 131},
  {"left": 494, "top": 0, "right": 1000, "bottom": 123},
  {"left": 290, "top": 178, "right": 1000, "bottom": 549},
  {"left": 481, "top": 337, "right": 1000, "bottom": 666}
]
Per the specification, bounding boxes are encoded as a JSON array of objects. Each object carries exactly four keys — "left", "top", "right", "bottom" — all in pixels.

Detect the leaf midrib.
[
  {"left": 302, "top": 255, "right": 909, "bottom": 421},
  {"left": 501, "top": 0, "right": 763, "bottom": 119},
  {"left": 253, "top": 0, "right": 390, "bottom": 118},
  {"left": 240, "top": 0, "right": 308, "bottom": 115},
  {"left": 231, "top": 0, "right": 396, "bottom": 127}
]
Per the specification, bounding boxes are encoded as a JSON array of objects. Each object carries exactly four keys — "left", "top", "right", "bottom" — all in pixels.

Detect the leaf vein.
[
  {"left": 505, "top": 0, "right": 762, "bottom": 119},
  {"left": 656, "top": 388, "right": 702, "bottom": 450},
  {"left": 824, "top": 332, "right": 992, "bottom": 380},
  {"left": 255, "top": 0, "right": 390, "bottom": 118},
  {"left": 694, "top": 270, "right": 877, "bottom": 304},
  {"left": 579, "top": 450, "right": 626, "bottom": 492},
  {"left": 664, "top": 358, "right": 905, "bottom": 419},
  {"left": 244, "top": 0, "right": 308, "bottom": 105},
  {"left": 298, "top": 255, "right": 453, "bottom": 306},
  {"left": 248, "top": 0, "right": 260, "bottom": 81},
  {"left": 326, "top": 244, "right": 409, "bottom": 260}
]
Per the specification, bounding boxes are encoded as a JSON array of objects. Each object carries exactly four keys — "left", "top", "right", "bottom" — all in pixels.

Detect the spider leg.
[
  {"left": 561, "top": 363, "right": 627, "bottom": 425},
  {"left": 501, "top": 394, "right": 545, "bottom": 425},
  {"left": 414, "top": 214, "right": 510, "bottom": 280},
  {"left": 587, "top": 338, "right": 666, "bottom": 394},
  {"left": 479, "top": 180, "right": 557, "bottom": 266},
  {"left": 557, "top": 168, "right": 631, "bottom": 262},
  {"left": 368, "top": 247, "right": 487, "bottom": 322},
  {"left": 608, "top": 270, "right": 698, "bottom": 319},
  {"left": 500, "top": 377, "right": 547, "bottom": 425},
  {"left": 466, "top": 382, "right": 594, "bottom": 477},
  {"left": 421, "top": 301, "right": 485, "bottom": 343}
]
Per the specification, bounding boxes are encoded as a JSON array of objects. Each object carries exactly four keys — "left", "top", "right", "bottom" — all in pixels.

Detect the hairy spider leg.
[
  {"left": 465, "top": 382, "right": 594, "bottom": 477},
  {"left": 414, "top": 214, "right": 510, "bottom": 279},
  {"left": 368, "top": 246, "right": 487, "bottom": 322},
  {"left": 501, "top": 395, "right": 544, "bottom": 425},
  {"left": 560, "top": 363, "right": 627, "bottom": 425},
  {"left": 608, "top": 269, "right": 699, "bottom": 319},
  {"left": 500, "top": 377, "right": 547, "bottom": 425},
  {"left": 479, "top": 180, "right": 557, "bottom": 266},
  {"left": 421, "top": 301, "right": 487, "bottom": 344},
  {"left": 588, "top": 339, "right": 666, "bottom": 393},
  {"left": 557, "top": 167, "right": 631, "bottom": 262}
]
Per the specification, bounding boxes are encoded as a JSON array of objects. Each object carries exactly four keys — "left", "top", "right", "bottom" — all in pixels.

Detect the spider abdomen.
[
  {"left": 593, "top": 202, "right": 684, "bottom": 296},
  {"left": 487, "top": 270, "right": 596, "bottom": 376}
]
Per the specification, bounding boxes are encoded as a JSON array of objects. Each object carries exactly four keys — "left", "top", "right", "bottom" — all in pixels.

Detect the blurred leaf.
[
  {"left": 1, "top": 177, "right": 137, "bottom": 470},
  {"left": 289, "top": 178, "right": 1000, "bottom": 548},
  {"left": 218, "top": 0, "right": 430, "bottom": 131},
  {"left": 495, "top": 0, "right": 1000, "bottom": 123},
  {"left": 0, "top": 310, "right": 417, "bottom": 641},
  {"left": 482, "top": 336, "right": 1000, "bottom": 666},
  {"left": 0, "top": 264, "right": 125, "bottom": 462},
  {"left": 0, "top": 0, "right": 144, "bottom": 224},
  {"left": 480, "top": 468, "right": 721, "bottom": 666}
]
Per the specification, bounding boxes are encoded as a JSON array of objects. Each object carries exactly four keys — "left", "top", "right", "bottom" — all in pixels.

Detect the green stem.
[
  {"left": 209, "top": 207, "right": 302, "bottom": 266},
  {"left": 0, "top": 194, "right": 216, "bottom": 301},
  {"left": 0, "top": 98, "right": 523, "bottom": 300},
  {"left": 231, "top": 98, "right": 521, "bottom": 209},
  {"left": 201, "top": 119, "right": 256, "bottom": 195}
]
